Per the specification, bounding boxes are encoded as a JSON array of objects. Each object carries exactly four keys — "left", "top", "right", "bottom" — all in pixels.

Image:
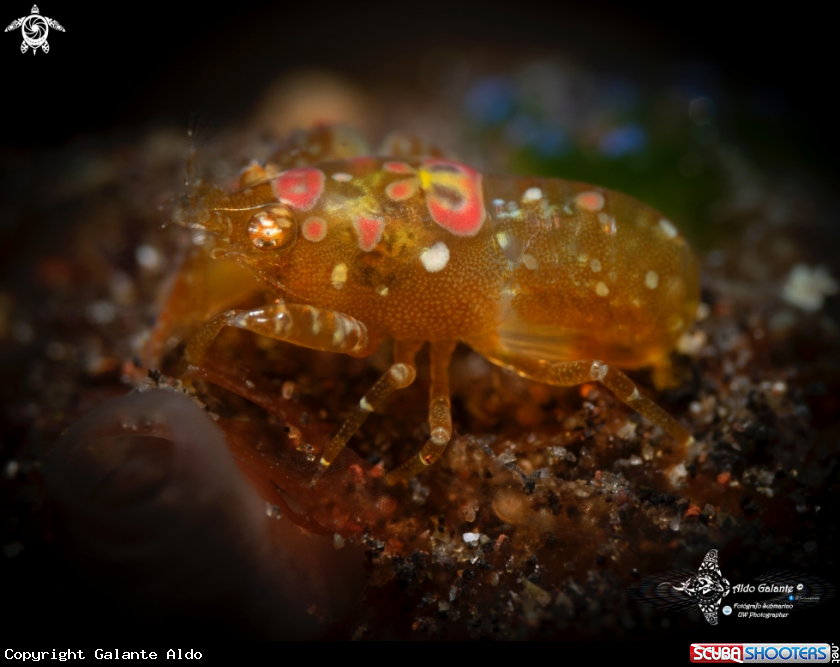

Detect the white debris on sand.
[{"left": 781, "top": 264, "right": 838, "bottom": 311}]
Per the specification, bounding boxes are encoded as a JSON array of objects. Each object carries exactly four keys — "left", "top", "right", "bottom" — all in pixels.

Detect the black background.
[{"left": 1, "top": 0, "right": 836, "bottom": 178}]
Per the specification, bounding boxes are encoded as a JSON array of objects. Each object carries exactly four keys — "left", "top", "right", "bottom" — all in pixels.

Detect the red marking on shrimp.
[
  {"left": 420, "top": 159, "right": 486, "bottom": 236},
  {"left": 384, "top": 161, "right": 416, "bottom": 174},
  {"left": 385, "top": 179, "right": 419, "bottom": 201},
  {"left": 301, "top": 216, "right": 327, "bottom": 242},
  {"left": 353, "top": 216, "right": 385, "bottom": 251},
  {"left": 575, "top": 191, "right": 605, "bottom": 212},
  {"left": 272, "top": 168, "right": 325, "bottom": 211}
]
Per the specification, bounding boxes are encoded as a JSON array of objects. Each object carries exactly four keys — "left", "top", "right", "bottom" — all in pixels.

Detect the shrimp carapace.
[{"left": 157, "top": 126, "right": 699, "bottom": 485}]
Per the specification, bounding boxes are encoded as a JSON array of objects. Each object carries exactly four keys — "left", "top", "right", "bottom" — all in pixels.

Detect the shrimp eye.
[{"left": 247, "top": 206, "right": 297, "bottom": 250}]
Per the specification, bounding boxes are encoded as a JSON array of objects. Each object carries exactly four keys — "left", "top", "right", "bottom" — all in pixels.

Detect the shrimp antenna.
[
  {"left": 185, "top": 111, "right": 214, "bottom": 191},
  {"left": 168, "top": 112, "right": 221, "bottom": 231}
]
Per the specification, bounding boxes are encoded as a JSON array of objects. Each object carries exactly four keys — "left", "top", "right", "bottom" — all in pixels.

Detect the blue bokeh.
[
  {"left": 599, "top": 123, "right": 647, "bottom": 158},
  {"left": 464, "top": 77, "right": 516, "bottom": 125}
]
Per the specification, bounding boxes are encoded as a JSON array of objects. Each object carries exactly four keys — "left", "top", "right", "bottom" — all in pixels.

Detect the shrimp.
[{"left": 157, "top": 125, "right": 699, "bottom": 485}]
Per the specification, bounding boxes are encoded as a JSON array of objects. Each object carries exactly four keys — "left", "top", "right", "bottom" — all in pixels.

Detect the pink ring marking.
[
  {"left": 353, "top": 216, "right": 385, "bottom": 251},
  {"left": 272, "top": 167, "right": 325, "bottom": 210},
  {"left": 385, "top": 178, "right": 420, "bottom": 201},
  {"left": 301, "top": 216, "right": 327, "bottom": 242},
  {"left": 421, "top": 159, "right": 486, "bottom": 236},
  {"left": 575, "top": 191, "right": 605, "bottom": 212}
]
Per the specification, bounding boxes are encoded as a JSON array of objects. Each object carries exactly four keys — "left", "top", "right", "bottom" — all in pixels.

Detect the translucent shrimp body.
[{"left": 168, "top": 127, "right": 699, "bottom": 484}]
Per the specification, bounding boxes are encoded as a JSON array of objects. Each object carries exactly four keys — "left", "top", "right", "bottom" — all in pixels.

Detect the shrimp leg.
[
  {"left": 179, "top": 302, "right": 381, "bottom": 376},
  {"left": 385, "top": 340, "right": 457, "bottom": 485},
  {"left": 467, "top": 335, "right": 694, "bottom": 447},
  {"left": 315, "top": 339, "right": 425, "bottom": 481},
  {"left": 179, "top": 304, "right": 424, "bottom": 482}
]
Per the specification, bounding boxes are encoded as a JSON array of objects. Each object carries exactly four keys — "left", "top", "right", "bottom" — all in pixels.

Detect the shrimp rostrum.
[{"left": 170, "top": 126, "right": 699, "bottom": 485}]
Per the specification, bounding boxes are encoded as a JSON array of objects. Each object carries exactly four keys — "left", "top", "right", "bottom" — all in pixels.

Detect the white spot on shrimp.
[
  {"left": 496, "top": 230, "right": 510, "bottom": 248},
  {"left": 377, "top": 285, "right": 389, "bottom": 297},
  {"left": 420, "top": 242, "right": 450, "bottom": 273},
  {"left": 522, "top": 187, "right": 542, "bottom": 203},
  {"left": 360, "top": 397, "right": 373, "bottom": 411},
  {"left": 595, "top": 281, "right": 609, "bottom": 297},
  {"left": 590, "top": 258, "right": 602, "bottom": 273},
  {"left": 331, "top": 172, "right": 352, "bottom": 182},
  {"left": 590, "top": 360, "right": 608, "bottom": 381},
  {"left": 659, "top": 218, "right": 678, "bottom": 238},
  {"left": 390, "top": 364, "right": 411, "bottom": 384},
  {"left": 628, "top": 387, "right": 640, "bottom": 401},
  {"left": 332, "top": 316, "right": 347, "bottom": 345},
  {"left": 645, "top": 270, "right": 659, "bottom": 289},
  {"left": 330, "top": 263, "right": 348, "bottom": 289},
  {"left": 350, "top": 321, "right": 367, "bottom": 354},
  {"left": 521, "top": 254, "right": 538, "bottom": 270},
  {"left": 311, "top": 308, "right": 321, "bottom": 335},
  {"left": 599, "top": 213, "right": 617, "bottom": 235},
  {"left": 273, "top": 312, "right": 289, "bottom": 336}
]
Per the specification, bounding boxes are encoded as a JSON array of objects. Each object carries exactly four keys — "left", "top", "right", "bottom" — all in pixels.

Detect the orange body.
[
  {"left": 199, "top": 156, "right": 699, "bottom": 370},
  {"left": 166, "top": 127, "right": 700, "bottom": 482}
]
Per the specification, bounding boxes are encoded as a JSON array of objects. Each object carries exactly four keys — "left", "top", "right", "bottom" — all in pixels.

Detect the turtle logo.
[
  {"left": 673, "top": 549, "right": 731, "bottom": 625},
  {"left": 5, "top": 5, "right": 65, "bottom": 55}
]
